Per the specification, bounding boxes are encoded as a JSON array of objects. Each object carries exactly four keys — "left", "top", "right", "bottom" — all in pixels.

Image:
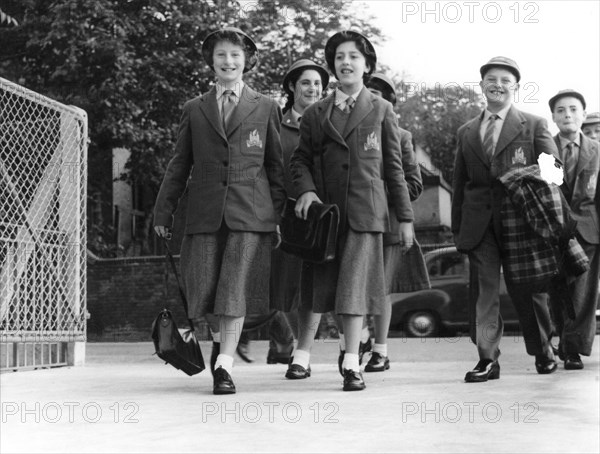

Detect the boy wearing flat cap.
[
  {"left": 582, "top": 111, "right": 600, "bottom": 142},
  {"left": 549, "top": 89, "right": 600, "bottom": 370},
  {"left": 452, "top": 56, "right": 560, "bottom": 383}
]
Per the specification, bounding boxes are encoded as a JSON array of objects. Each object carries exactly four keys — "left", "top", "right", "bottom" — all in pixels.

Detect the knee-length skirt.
[
  {"left": 179, "top": 224, "right": 273, "bottom": 318},
  {"left": 300, "top": 229, "right": 386, "bottom": 315}
]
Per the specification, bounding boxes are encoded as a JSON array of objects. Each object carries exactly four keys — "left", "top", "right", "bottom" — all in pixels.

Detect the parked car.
[{"left": 390, "top": 246, "right": 521, "bottom": 337}]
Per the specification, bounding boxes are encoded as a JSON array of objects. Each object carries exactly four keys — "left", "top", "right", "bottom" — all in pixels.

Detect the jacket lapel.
[
  {"left": 226, "top": 85, "right": 260, "bottom": 135},
  {"left": 494, "top": 106, "right": 525, "bottom": 158},
  {"left": 343, "top": 87, "right": 373, "bottom": 139},
  {"left": 319, "top": 93, "right": 347, "bottom": 148},
  {"left": 575, "top": 133, "right": 594, "bottom": 179},
  {"left": 198, "top": 87, "right": 227, "bottom": 141},
  {"left": 465, "top": 112, "right": 489, "bottom": 167}
]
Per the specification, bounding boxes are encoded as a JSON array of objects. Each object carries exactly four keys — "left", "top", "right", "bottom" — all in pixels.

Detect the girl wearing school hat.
[
  {"left": 153, "top": 26, "right": 286, "bottom": 395},
  {"left": 289, "top": 31, "right": 415, "bottom": 391},
  {"left": 361, "top": 73, "right": 430, "bottom": 372}
]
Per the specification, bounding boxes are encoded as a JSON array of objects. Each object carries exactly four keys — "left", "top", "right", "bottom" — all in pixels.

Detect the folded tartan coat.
[{"left": 499, "top": 165, "right": 589, "bottom": 286}]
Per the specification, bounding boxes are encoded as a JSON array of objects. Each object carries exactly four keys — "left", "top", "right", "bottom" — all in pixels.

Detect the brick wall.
[{"left": 86, "top": 254, "right": 212, "bottom": 342}]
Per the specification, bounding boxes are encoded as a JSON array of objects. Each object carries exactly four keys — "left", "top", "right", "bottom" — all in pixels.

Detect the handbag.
[
  {"left": 151, "top": 240, "right": 205, "bottom": 376},
  {"left": 280, "top": 197, "right": 339, "bottom": 263}
]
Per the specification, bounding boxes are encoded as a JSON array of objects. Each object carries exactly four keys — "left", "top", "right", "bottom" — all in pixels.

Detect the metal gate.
[{"left": 0, "top": 77, "right": 87, "bottom": 371}]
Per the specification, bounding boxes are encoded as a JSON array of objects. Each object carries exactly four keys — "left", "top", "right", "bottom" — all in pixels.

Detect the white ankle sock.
[
  {"left": 373, "top": 343, "right": 387, "bottom": 357},
  {"left": 338, "top": 334, "right": 346, "bottom": 351},
  {"left": 361, "top": 327, "right": 370, "bottom": 343},
  {"left": 215, "top": 354, "right": 233, "bottom": 373},
  {"left": 342, "top": 353, "right": 359, "bottom": 371},
  {"left": 292, "top": 349, "right": 310, "bottom": 369}
]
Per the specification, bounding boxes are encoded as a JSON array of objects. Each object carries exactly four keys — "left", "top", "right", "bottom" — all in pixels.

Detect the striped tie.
[
  {"left": 221, "top": 90, "right": 235, "bottom": 130},
  {"left": 343, "top": 97, "right": 355, "bottom": 114},
  {"left": 564, "top": 142, "right": 577, "bottom": 188},
  {"left": 482, "top": 114, "right": 499, "bottom": 159}
]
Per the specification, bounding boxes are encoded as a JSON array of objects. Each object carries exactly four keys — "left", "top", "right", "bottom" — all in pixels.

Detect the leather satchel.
[
  {"left": 151, "top": 241, "right": 205, "bottom": 376},
  {"left": 280, "top": 197, "right": 339, "bottom": 263}
]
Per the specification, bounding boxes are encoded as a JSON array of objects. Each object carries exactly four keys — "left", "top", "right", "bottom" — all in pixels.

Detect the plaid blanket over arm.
[{"left": 499, "top": 165, "right": 565, "bottom": 285}]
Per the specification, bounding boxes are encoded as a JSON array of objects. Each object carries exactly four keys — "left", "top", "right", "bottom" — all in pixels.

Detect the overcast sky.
[{"left": 360, "top": 0, "right": 600, "bottom": 134}]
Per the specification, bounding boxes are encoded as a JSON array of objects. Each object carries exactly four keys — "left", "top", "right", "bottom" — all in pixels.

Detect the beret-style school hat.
[
  {"left": 582, "top": 112, "right": 600, "bottom": 126},
  {"left": 282, "top": 59, "right": 330, "bottom": 91},
  {"left": 324, "top": 30, "right": 377, "bottom": 79},
  {"left": 201, "top": 26, "right": 258, "bottom": 73},
  {"left": 367, "top": 72, "right": 397, "bottom": 106},
  {"left": 479, "top": 56, "right": 521, "bottom": 82},
  {"left": 548, "top": 89, "right": 587, "bottom": 112}
]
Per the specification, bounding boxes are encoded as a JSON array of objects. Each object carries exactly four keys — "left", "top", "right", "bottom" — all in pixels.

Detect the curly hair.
[{"left": 282, "top": 68, "right": 328, "bottom": 113}]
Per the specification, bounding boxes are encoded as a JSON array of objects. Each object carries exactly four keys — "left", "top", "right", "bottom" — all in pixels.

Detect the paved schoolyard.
[{"left": 1, "top": 335, "right": 599, "bottom": 453}]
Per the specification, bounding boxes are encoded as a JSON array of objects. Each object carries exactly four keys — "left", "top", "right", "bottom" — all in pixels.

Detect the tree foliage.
[
  {"left": 396, "top": 83, "right": 483, "bottom": 183},
  {"left": 0, "top": 0, "right": 382, "bottom": 254}
]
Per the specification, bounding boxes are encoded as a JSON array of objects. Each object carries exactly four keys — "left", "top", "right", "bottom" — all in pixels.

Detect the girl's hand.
[
  {"left": 398, "top": 222, "right": 414, "bottom": 253},
  {"left": 295, "top": 192, "right": 322, "bottom": 220},
  {"left": 273, "top": 225, "right": 282, "bottom": 249},
  {"left": 154, "top": 226, "right": 172, "bottom": 240}
]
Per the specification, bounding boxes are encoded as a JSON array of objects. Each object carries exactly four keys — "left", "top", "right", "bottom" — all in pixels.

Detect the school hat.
[
  {"left": 367, "top": 73, "right": 397, "bottom": 105},
  {"left": 324, "top": 30, "right": 377, "bottom": 78},
  {"left": 201, "top": 27, "right": 258, "bottom": 73},
  {"left": 548, "top": 89, "right": 587, "bottom": 112},
  {"left": 282, "top": 59, "right": 330, "bottom": 92},
  {"left": 479, "top": 56, "right": 521, "bottom": 82},
  {"left": 582, "top": 112, "right": 600, "bottom": 126}
]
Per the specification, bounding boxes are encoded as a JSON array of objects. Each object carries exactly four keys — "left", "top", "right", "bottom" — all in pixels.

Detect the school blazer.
[
  {"left": 290, "top": 87, "right": 414, "bottom": 234},
  {"left": 154, "top": 85, "right": 286, "bottom": 234},
  {"left": 280, "top": 109, "right": 300, "bottom": 197},
  {"left": 451, "top": 105, "right": 559, "bottom": 252},
  {"left": 554, "top": 133, "right": 600, "bottom": 244}
]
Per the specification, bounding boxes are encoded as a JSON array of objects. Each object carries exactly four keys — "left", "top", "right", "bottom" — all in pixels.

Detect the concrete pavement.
[{"left": 1, "top": 335, "right": 599, "bottom": 453}]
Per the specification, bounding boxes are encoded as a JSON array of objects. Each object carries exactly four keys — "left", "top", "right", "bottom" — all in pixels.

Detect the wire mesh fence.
[{"left": 1, "top": 77, "right": 87, "bottom": 370}]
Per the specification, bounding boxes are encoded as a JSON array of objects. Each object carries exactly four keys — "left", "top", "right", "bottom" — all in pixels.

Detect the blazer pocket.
[
  {"left": 240, "top": 121, "right": 268, "bottom": 157},
  {"left": 357, "top": 125, "right": 382, "bottom": 159}
]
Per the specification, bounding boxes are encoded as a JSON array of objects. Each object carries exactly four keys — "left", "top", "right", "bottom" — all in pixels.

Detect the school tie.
[
  {"left": 564, "top": 142, "right": 577, "bottom": 188},
  {"left": 221, "top": 90, "right": 236, "bottom": 130},
  {"left": 482, "top": 114, "right": 499, "bottom": 159},
  {"left": 343, "top": 97, "right": 355, "bottom": 114}
]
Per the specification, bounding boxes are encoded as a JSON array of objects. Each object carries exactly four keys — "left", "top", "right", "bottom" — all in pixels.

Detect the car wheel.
[{"left": 405, "top": 311, "right": 438, "bottom": 337}]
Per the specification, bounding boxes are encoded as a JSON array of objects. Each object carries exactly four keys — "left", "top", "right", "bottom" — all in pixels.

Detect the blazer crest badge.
[
  {"left": 512, "top": 147, "right": 527, "bottom": 165},
  {"left": 246, "top": 129, "right": 263, "bottom": 148},
  {"left": 364, "top": 132, "right": 380, "bottom": 152}
]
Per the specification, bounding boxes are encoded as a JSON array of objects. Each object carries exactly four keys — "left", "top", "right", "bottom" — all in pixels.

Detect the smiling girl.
[
  {"left": 289, "top": 31, "right": 414, "bottom": 391},
  {"left": 153, "top": 27, "right": 285, "bottom": 395}
]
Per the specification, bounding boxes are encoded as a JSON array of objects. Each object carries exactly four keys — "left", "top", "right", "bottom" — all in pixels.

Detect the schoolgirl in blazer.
[
  {"left": 153, "top": 27, "right": 285, "bottom": 396},
  {"left": 289, "top": 30, "right": 414, "bottom": 392}
]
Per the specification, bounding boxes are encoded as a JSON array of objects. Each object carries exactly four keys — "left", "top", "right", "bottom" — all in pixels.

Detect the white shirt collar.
[
  {"left": 335, "top": 87, "right": 362, "bottom": 107},
  {"left": 216, "top": 82, "right": 244, "bottom": 102},
  {"left": 483, "top": 104, "right": 511, "bottom": 122}
]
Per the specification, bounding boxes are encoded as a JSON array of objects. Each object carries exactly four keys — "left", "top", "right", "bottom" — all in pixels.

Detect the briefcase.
[
  {"left": 280, "top": 197, "right": 339, "bottom": 263},
  {"left": 151, "top": 309, "right": 205, "bottom": 376},
  {"left": 151, "top": 240, "right": 205, "bottom": 376}
]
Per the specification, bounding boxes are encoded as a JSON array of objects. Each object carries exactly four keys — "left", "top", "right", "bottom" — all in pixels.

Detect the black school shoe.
[
  {"left": 364, "top": 352, "right": 390, "bottom": 372},
  {"left": 464, "top": 359, "right": 500, "bottom": 383},
  {"left": 535, "top": 354, "right": 558, "bottom": 374},
  {"left": 213, "top": 367, "right": 236, "bottom": 395},
  {"left": 342, "top": 369, "right": 366, "bottom": 391},
  {"left": 564, "top": 353, "right": 584, "bottom": 370},
  {"left": 285, "top": 357, "right": 311, "bottom": 379}
]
